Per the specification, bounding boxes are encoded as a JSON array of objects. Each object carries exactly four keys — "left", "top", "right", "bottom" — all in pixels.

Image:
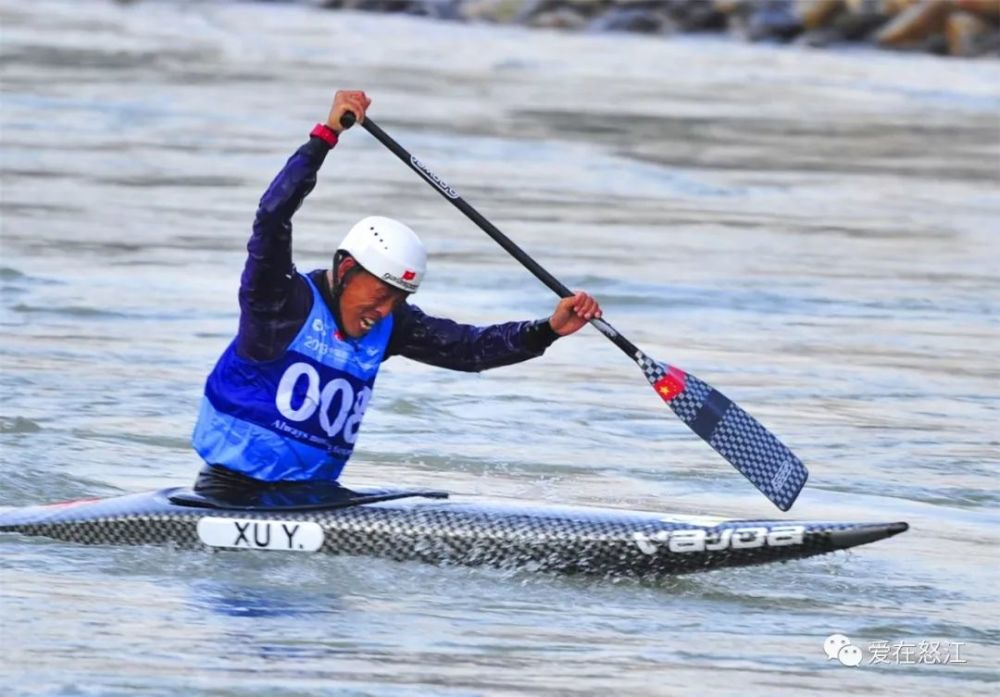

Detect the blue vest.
[{"left": 192, "top": 274, "right": 392, "bottom": 482}]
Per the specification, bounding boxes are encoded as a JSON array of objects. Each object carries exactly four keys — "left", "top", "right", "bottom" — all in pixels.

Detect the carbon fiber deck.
[{"left": 0, "top": 488, "right": 907, "bottom": 577}]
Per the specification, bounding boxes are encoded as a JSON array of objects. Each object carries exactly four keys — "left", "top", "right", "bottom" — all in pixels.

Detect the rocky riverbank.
[{"left": 314, "top": 0, "right": 1000, "bottom": 58}]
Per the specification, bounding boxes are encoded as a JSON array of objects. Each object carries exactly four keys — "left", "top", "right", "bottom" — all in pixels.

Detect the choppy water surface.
[{"left": 1, "top": 1, "right": 998, "bottom": 694}]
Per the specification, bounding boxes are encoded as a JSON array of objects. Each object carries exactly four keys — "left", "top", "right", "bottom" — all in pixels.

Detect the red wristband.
[{"left": 310, "top": 123, "right": 338, "bottom": 147}]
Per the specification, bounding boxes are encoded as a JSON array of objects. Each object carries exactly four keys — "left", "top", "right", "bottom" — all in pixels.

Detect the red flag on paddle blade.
[{"left": 653, "top": 367, "right": 687, "bottom": 402}]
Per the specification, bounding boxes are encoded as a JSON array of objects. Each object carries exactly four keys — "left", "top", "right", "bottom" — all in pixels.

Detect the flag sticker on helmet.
[
  {"left": 338, "top": 216, "right": 427, "bottom": 293},
  {"left": 381, "top": 272, "right": 419, "bottom": 292}
]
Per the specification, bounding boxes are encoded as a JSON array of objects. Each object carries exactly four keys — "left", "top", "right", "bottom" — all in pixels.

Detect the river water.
[{"left": 1, "top": 0, "right": 998, "bottom": 694}]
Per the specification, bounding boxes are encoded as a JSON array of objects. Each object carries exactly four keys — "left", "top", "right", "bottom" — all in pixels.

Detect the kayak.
[{"left": 0, "top": 486, "right": 907, "bottom": 577}]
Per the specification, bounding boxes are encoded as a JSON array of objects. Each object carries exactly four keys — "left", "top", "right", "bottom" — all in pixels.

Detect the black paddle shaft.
[
  {"left": 339, "top": 113, "right": 641, "bottom": 360},
  {"left": 337, "top": 112, "right": 809, "bottom": 511}
]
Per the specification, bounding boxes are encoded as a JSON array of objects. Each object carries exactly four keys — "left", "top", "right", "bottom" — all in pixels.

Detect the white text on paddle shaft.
[
  {"left": 196, "top": 518, "right": 324, "bottom": 552},
  {"left": 632, "top": 525, "right": 806, "bottom": 555},
  {"left": 275, "top": 363, "right": 372, "bottom": 443},
  {"left": 410, "top": 156, "right": 459, "bottom": 199}
]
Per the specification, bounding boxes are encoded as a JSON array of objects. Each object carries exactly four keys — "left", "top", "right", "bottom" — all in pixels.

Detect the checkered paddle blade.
[{"left": 637, "top": 354, "right": 808, "bottom": 511}]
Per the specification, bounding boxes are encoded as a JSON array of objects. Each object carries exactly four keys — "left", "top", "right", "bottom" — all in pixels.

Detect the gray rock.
[
  {"left": 712, "top": 0, "right": 753, "bottom": 16},
  {"left": 794, "top": 27, "right": 845, "bottom": 47},
  {"left": 588, "top": 7, "right": 670, "bottom": 33},
  {"left": 830, "top": 7, "right": 886, "bottom": 40},
  {"left": 670, "top": 0, "right": 729, "bottom": 32},
  {"left": 971, "top": 30, "right": 1000, "bottom": 57},
  {"left": 325, "top": 0, "right": 458, "bottom": 15},
  {"left": 916, "top": 32, "right": 950, "bottom": 55},
  {"left": 459, "top": 0, "right": 529, "bottom": 23},
  {"left": 527, "top": 7, "right": 590, "bottom": 29},
  {"left": 945, "top": 10, "right": 998, "bottom": 56},
  {"left": 514, "top": 0, "right": 561, "bottom": 24},
  {"left": 747, "top": 0, "right": 803, "bottom": 41},
  {"left": 404, "top": 0, "right": 462, "bottom": 19}
]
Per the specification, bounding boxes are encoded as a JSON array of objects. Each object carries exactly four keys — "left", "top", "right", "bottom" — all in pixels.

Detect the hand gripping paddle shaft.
[{"left": 339, "top": 112, "right": 808, "bottom": 510}]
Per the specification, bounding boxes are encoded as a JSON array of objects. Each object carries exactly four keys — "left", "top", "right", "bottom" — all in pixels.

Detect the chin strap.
[{"left": 331, "top": 250, "right": 351, "bottom": 296}]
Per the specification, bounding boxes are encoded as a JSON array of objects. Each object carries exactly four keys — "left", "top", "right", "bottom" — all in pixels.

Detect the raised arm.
[{"left": 236, "top": 90, "right": 370, "bottom": 361}]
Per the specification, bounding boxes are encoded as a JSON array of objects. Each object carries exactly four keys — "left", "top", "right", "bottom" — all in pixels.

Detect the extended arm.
[{"left": 385, "top": 303, "right": 560, "bottom": 372}]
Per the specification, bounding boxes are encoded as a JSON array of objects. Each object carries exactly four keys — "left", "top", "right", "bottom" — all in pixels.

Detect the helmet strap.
[
  {"left": 328, "top": 251, "right": 363, "bottom": 336},
  {"left": 331, "top": 251, "right": 362, "bottom": 297}
]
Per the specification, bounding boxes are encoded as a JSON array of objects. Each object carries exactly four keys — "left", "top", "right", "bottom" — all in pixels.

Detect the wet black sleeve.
[
  {"left": 236, "top": 136, "right": 333, "bottom": 361},
  {"left": 384, "top": 303, "right": 560, "bottom": 372}
]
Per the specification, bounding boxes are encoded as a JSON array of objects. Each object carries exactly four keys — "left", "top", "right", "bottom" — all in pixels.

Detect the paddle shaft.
[
  {"left": 339, "top": 112, "right": 809, "bottom": 511},
  {"left": 340, "top": 114, "right": 641, "bottom": 359}
]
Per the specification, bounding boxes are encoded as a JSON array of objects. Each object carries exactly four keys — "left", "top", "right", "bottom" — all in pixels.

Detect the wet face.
[{"left": 335, "top": 258, "right": 408, "bottom": 338}]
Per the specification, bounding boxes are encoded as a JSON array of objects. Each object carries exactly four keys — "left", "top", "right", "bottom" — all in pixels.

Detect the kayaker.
[{"left": 191, "top": 90, "right": 602, "bottom": 501}]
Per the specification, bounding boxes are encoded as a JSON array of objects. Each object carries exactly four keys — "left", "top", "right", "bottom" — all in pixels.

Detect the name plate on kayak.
[{"left": 197, "top": 518, "right": 323, "bottom": 552}]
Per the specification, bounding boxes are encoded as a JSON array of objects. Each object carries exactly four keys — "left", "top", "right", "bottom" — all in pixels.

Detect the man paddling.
[{"left": 191, "top": 90, "right": 602, "bottom": 499}]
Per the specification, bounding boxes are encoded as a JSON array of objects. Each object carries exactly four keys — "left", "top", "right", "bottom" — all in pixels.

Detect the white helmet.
[{"left": 338, "top": 216, "right": 427, "bottom": 293}]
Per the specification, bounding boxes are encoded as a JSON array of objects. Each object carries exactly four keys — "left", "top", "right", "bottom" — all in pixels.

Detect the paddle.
[{"left": 339, "top": 113, "right": 808, "bottom": 511}]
